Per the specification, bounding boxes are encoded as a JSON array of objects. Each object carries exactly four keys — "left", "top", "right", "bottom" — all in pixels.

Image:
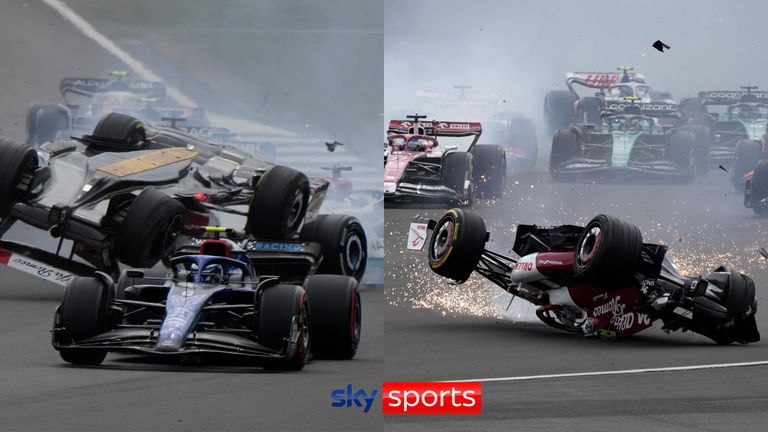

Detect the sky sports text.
[{"left": 330, "top": 382, "right": 481, "bottom": 415}]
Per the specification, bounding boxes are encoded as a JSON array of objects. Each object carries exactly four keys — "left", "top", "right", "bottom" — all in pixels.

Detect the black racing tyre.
[
  {"left": 0, "top": 138, "right": 39, "bottom": 218},
  {"left": 246, "top": 165, "right": 310, "bottom": 239},
  {"left": 57, "top": 277, "right": 111, "bottom": 365},
  {"left": 303, "top": 275, "right": 361, "bottom": 359},
  {"left": 442, "top": 151, "right": 473, "bottom": 206},
  {"left": 258, "top": 285, "right": 309, "bottom": 371},
  {"left": 299, "top": 214, "right": 367, "bottom": 281},
  {"left": 116, "top": 188, "right": 185, "bottom": 268},
  {"left": 668, "top": 130, "right": 696, "bottom": 182},
  {"left": 427, "top": 208, "right": 487, "bottom": 283},
  {"left": 679, "top": 124, "right": 711, "bottom": 175},
  {"left": 543, "top": 90, "right": 577, "bottom": 131},
  {"left": 579, "top": 97, "right": 602, "bottom": 125},
  {"left": 573, "top": 214, "right": 642, "bottom": 283},
  {"left": 731, "top": 139, "right": 762, "bottom": 192},
  {"left": 26, "top": 103, "right": 70, "bottom": 147},
  {"left": 550, "top": 128, "right": 578, "bottom": 179},
  {"left": 471, "top": 144, "right": 506, "bottom": 197},
  {"left": 751, "top": 159, "right": 768, "bottom": 216},
  {"left": 91, "top": 113, "right": 146, "bottom": 147}
]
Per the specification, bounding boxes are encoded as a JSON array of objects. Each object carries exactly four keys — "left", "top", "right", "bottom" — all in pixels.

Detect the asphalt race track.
[
  {"left": 384, "top": 163, "right": 768, "bottom": 430},
  {"left": 0, "top": 2, "right": 383, "bottom": 431}
]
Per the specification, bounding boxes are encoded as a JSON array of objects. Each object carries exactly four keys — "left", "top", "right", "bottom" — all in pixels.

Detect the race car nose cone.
[{"left": 155, "top": 332, "right": 184, "bottom": 352}]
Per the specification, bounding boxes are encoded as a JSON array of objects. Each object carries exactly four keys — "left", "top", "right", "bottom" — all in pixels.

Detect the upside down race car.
[
  {"left": 384, "top": 114, "right": 506, "bottom": 205},
  {"left": 0, "top": 112, "right": 367, "bottom": 282},
  {"left": 51, "top": 227, "right": 361, "bottom": 370},
  {"left": 424, "top": 209, "right": 759, "bottom": 344}
]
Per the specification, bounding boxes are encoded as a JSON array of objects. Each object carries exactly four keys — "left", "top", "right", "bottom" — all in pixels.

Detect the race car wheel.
[
  {"left": 443, "top": 151, "right": 473, "bottom": 206},
  {"left": 536, "top": 304, "right": 584, "bottom": 334},
  {"left": 0, "top": 138, "right": 39, "bottom": 218},
  {"left": 246, "top": 165, "right": 310, "bottom": 240},
  {"left": 91, "top": 113, "right": 147, "bottom": 148},
  {"left": 543, "top": 90, "right": 577, "bottom": 132},
  {"left": 573, "top": 214, "right": 642, "bottom": 283},
  {"left": 751, "top": 159, "right": 768, "bottom": 216},
  {"left": 471, "top": 144, "right": 506, "bottom": 197},
  {"left": 679, "top": 124, "right": 711, "bottom": 175},
  {"left": 550, "top": 128, "right": 578, "bottom": 180},
  {"left": 668, "top": 131, "right": 695, "bottom": 182},
  {"left": 303, "top": 275, "right": 361, "bottom": 359},
  {"left": 57, "top": 277, "right": 112, "bottom": 365},
  {"left": 731, "top": 139, "right": 762, "bottom": 192},
  {"left": 427, "top": 208, "right": 487, "bottom": 283},
  {"left": 26, "top": 103, "right": 70, "bottom": 148},
  {"left": 258, "top": 284, "right": 309, "bottom": 371},
  {"left": 299, "top": 214, "right": 367, "bottom": 281},
  {"left": 116, "top": 187, "right": 185, "bottom": 268}
]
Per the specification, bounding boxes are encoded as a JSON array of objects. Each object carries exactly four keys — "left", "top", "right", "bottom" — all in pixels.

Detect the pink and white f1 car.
[
  {"left": 384, "top": 115, "right": 506, "bottom": 205},
  {"left": 426, "top": 209, "right": 760, "bottom": 344}
]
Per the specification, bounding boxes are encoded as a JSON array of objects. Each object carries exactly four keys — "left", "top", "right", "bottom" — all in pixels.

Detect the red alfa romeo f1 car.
[
  {"left": 425, "top": 209, "right": 760, "bottom": 344},
  {"left": 384, "top": 115, "right": 506, "bottom": 205}
]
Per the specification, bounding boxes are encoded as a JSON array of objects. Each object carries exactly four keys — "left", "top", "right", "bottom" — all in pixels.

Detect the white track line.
[
  {"left": 41, "top": 0, "right": 195, "bottom": 107},
  {"left": 445, "top": 360, "right": 768, "bottom": 383},
  {"left": 41, "top": 0, "right": 295, "bottom": 137}
]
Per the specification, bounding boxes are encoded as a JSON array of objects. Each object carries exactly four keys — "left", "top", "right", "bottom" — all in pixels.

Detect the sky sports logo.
[{"left": 330, "top": 382, "right": 482, "bottom": 415}]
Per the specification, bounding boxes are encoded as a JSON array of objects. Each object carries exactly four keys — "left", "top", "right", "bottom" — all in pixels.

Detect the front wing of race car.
[
  {"left": 553, "top": 157, "right": 687, "bottom": 178},
  {"left": 51, "top": 327, "right": 294, "bottom": 360},
  {"left": 384, "top": 180, "right": 465, "bottom": 202}
]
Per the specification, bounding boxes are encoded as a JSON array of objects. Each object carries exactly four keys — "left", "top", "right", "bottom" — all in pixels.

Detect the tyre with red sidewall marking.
[
  {"left": 427, "top": 208, "right": 487, "bottom": 283},
  {"left": 259, "top": 284, "right": 309, "bottom": 371},
  {"left": 573, "top": 214, "right": 642, "bottom": 283},
  {"left": 303, "top": 275, "right": 361, "bottom": 359}
]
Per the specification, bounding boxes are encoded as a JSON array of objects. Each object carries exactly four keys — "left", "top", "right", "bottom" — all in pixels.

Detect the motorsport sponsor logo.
[
  {"left": 330, "top": 385, "right": 378, "bottom": 413},
  {"left": 538, "top": 259, "right": 565, "bottom": 265},
  {"left": 513, "top": 261, "right": 533, "bottom": 271},
  {"left": 0, "top": 250, "right": 74, "bottom": 286},
  {"left": 382, "top": 382, "right": 482, "bottom": 415},
  {"left": 247, "top": 241, "right": 304, "bottom": 252},
  {"left": 564, "top": 162, "right": 602, "bottom": 169},
  {"left": 593, "top": 295, "right": 651, "bottom": 331},
  {"left": 605, "top": 103, "right": 677, "bottom": 111},
  {"left": 706, "top": 91, "right": 768, "bottom": 99}
]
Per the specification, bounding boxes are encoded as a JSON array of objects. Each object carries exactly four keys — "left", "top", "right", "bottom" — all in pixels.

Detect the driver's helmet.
[
  {"left": 619, "top": 85, "right": 634, "bottom": 97},
  {"left": 739, "top": 105, "right": 756, "bottom": 120},
  {"left": 407, "top": 137, "right": 424, "bottom": 151},
  {"left": 627, "top": 117, "right": 643, "bottom": 132},
  {"left": 201, "top": 264, "right": 224, "bottom": 284}
]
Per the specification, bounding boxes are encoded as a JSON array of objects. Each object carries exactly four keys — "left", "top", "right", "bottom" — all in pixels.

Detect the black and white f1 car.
[
  {"left": 51, "top": 226, "right": 361, "bottom": 370},
  {"left": 384, "top": 114, "right": 506, "bottom": 205},
  {"left": 0, "top": 112, "right": 367, "bottom": 282},
  {"left": 424, "top": 209, "right": 760, "bottom": 344},
  {"left": 26, "top": 71, "right": 208, "bottom": 147}
]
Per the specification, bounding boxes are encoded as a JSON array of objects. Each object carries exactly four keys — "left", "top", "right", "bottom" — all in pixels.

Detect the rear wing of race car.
[
  {"left": 59, "top": 77, "right": 167, "bottom": 102},
  {"left": 601, "top": 101, "right": 682, "bottom": 120},
  {"left": 566, "top": 71, "right": 645, "bottom": 93},
  {"left": 698, "top": 90, "right": 768, "bottom": 106},
  {"left": 387, "top": 119, "right": 483, "bottom": 148}
]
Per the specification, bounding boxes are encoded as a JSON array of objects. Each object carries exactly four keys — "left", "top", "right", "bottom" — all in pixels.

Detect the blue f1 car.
[{"left": 51, "top": 227, "right": 361, "bottom": 371}]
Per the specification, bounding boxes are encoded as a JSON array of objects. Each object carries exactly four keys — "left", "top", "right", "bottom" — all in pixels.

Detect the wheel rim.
[
  {"left": 578, "top": 226, "right": 602, "bottom": 265},
  {"left": 344, "top": 232, "right": 364, "bottom": 274},
  {"left": 432, "top": 219, "right": 455, "bottom": 262},
  {"left": 297, "top": 303, "right": 309, "bottom": 358},
  {"left": 286, "top": 190, "right": 306, "bottom": 232}
]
